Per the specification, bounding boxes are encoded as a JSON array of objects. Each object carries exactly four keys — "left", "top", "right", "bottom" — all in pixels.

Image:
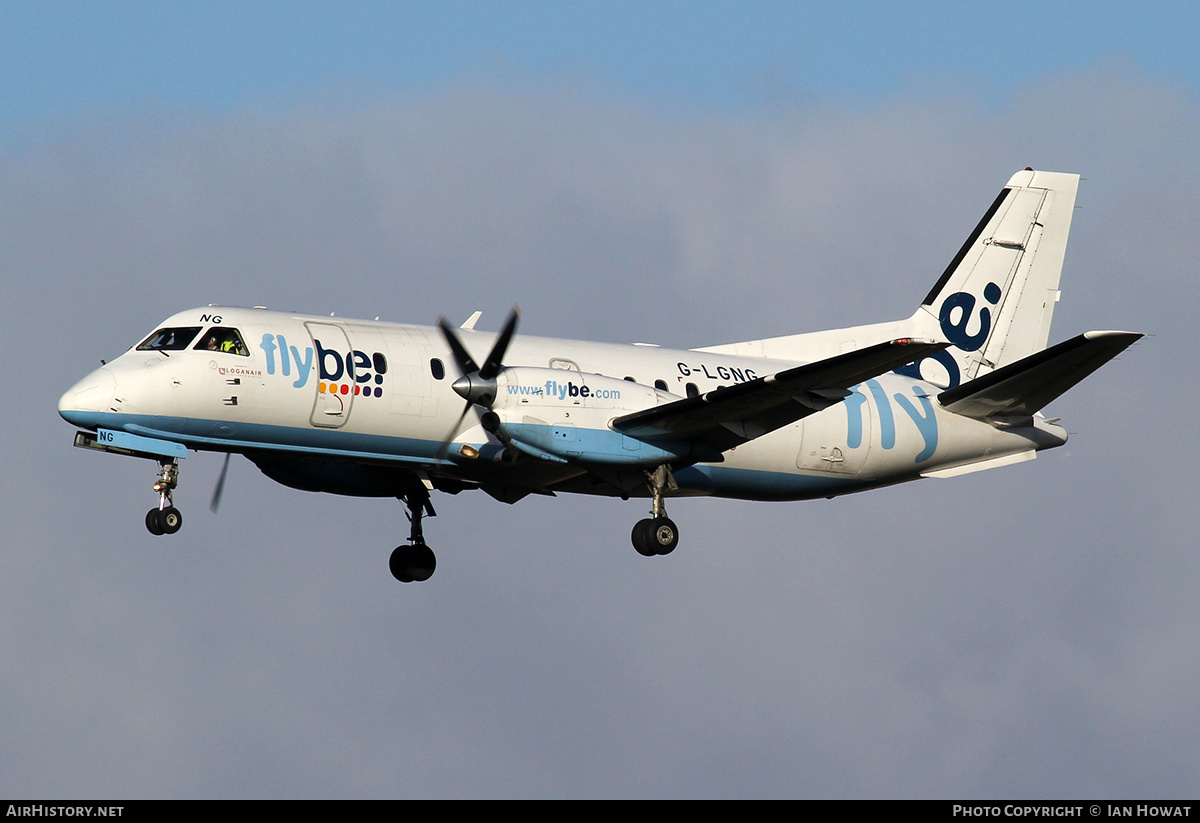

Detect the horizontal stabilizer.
[
  {"left": 938, "top": 330, "right": 1142, "bottom": 422},
  {"left": 613, "top": 338, "right": 948, "bottom": 453}
]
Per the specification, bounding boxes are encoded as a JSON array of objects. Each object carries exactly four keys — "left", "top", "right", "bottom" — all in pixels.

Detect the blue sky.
[
  {"left": 4, "top": 1, "right": 1197, "bottom": 127},
  {"left": 2, "top": 1, "right": 1197, "bottom": 800}
]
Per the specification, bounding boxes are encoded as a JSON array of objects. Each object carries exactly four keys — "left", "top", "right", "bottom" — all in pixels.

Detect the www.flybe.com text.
[{"left": 507, "top": 380, "right": 622, "bottom": 401}]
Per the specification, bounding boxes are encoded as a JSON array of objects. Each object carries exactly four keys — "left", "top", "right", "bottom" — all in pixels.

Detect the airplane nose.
[{"left": 58, "top": 368, "right": 116, "bottom": 427}]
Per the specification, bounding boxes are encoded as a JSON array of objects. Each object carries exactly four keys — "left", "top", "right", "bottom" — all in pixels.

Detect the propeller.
[
  {"left": 436, "top": 307, "right": 520, "bottom": 457},
  {"left": 209, "top": 452, "right": 231, "bottom": 513}
]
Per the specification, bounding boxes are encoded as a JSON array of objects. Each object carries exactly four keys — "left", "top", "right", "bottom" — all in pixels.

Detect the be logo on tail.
[{"left": 896, "top": 281, "right": 1003, "bottom": 388}]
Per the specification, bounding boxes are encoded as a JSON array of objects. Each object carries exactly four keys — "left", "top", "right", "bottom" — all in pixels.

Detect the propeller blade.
[
  {"left": 209, "top": 452, "right": 231, "bottom": 513},
  {"left": 436, "top": 400, "right": 476, "bottom": 459},
  {"left": 477, "top": 306, "right": 520, "bottom": 381},
  {"left": 433, "top": 306, "right": 522, "bottom": 459},
  {"left": 437, "top": 316, "right": 480, "bottom": 377}
]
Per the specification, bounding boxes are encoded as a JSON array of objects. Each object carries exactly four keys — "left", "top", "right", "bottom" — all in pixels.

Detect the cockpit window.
[
  {"left": 194, "top": 327, "right": 249, "bottom": 356},
  {"left": 137, "top": 326, "right": 202, "bottom": 351}
]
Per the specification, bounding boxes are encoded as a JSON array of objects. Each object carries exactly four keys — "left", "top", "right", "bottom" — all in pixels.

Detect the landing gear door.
[{"left": 305, "top": 322, "right": 355, "bottom": 428}]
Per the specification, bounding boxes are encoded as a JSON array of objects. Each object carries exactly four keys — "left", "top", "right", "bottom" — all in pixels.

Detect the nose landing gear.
[{"left": 145, "top": 459, "right": 183, "bottom": 536}]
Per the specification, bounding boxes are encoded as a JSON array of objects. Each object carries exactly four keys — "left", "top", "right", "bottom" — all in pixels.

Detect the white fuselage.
[{"left": 59, "top": 306, "right": 1066, "bottom": 503}]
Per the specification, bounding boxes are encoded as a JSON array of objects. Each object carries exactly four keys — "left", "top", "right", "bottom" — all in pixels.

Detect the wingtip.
[{"left": 1082, "top": 329, "right": 1144, "bottom": 340}]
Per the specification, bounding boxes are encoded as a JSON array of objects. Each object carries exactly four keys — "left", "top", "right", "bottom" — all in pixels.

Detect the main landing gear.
[
  {"left": 390, "top": 489, "right": 437, "bottom": 583},
  {"left": 631, "top": 465, "right": 679, "bottom": 557},
  {"left": 145, "top": 459, "right": 183, "bottom": 536}
]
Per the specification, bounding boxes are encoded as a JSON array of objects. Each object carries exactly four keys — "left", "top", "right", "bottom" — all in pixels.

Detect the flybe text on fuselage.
[
  {"left": 847, "top": 379, "right": 939, "bottom": 463},
  {"left": 258, "top": 333, "right": 388, "bottom": 398}
]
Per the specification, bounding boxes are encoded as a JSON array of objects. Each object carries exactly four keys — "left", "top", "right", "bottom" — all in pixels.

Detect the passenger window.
[
  {"left": 430, "top": 358, "right": 445, "bottom": 380},
  {"left": 686, "top": 382, "right": 699, "bottom": 398},
  {"left": 654, "top": 379, "right": 668, "bottom": 392},
  {"left": 194, "top": 327, "right": 249, "bottom": 356},
  {"left": 137, "top": 327, "right": 202, "bottom": 351}
]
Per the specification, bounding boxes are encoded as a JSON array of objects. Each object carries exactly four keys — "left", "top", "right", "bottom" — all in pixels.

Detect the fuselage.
[{"left": 58, "top": 306, "right": 1067, "bottom": 504}]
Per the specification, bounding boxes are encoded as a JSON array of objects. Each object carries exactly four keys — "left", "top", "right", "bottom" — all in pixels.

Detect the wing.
[
  {"left": 937, "top": 330, "right": 1142, "bottom": 423},
  {"left": 612, "top": 338, "right": 949, "bottom": 453}
]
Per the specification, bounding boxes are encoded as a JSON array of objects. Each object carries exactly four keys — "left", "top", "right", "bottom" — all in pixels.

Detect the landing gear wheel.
[
  {"left": 632, "top": 519, "right": 656, "bottom": 556},
  {"left": 633, "top": 465, "right": 680, "bottom": 556},
  {"left": 390, "top": 543, "right": 436, "bottom": 583},
  {"left": 649, "top": 517, "right": 678, "bottom": 555},
  {"left": 651, "top": 517, "right": 678, "bottom": 554},
  {"left": 146, "top": 459, "right": 181, "bottom": 536},
  {"left": 632, "top": 517, "right": 679, "bottom": 556},
  {"left": 160, "top": 506, "right": 182, "bottom": 535},
  {"left": 389, "top": 547, "right": 413, "bottom": 582}
]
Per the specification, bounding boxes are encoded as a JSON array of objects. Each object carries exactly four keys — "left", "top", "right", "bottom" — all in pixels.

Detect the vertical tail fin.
[{"left": 906, "top": 169, "right": 1080, "bottom": 388}]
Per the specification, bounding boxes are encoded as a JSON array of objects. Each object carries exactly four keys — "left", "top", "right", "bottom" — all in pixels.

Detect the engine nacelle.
[{"left": 491, "top": 367, "right": 714, "bottom": 465}]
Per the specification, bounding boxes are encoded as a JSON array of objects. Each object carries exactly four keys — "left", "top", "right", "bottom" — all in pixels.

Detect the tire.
[
  {"left": 409, "top": 543, "right": 436, "bottom": 582},
  {"left": 390, "top": 544, "right": 436, "bottom": 582},
  {"left": 389, "top": 546, "right": 414, "bottom": 582},
  {"left": 632, "top": 519, "right": 656, "bottom": 556}
]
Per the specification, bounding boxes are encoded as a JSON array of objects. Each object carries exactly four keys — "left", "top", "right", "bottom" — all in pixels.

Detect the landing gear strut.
[
  {"left": 145, "top": 459, "right": 183, "bottom": 536},
  {"left": 631, "top": 465, "right": 679, "bottom": 557},
  {"left": 390, "top": 489, "right": 437, "bottom": 582}
]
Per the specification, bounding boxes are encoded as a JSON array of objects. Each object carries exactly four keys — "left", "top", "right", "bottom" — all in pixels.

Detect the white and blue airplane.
[{"left": 59, "top": 169, "right": 1140, "bottom": 582}]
